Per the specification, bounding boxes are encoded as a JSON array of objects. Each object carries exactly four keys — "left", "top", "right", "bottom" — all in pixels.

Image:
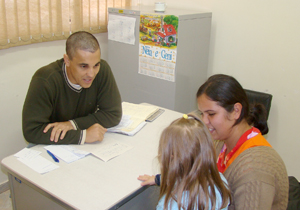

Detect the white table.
[{"left": 1, "top": 107, "right": 182, "bottom": 210}]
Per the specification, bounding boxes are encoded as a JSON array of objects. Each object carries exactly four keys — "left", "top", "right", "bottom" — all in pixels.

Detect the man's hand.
[
  {"left": 44, "top": 121, "right": 74, "bottom": 142},
  {"left": 137, "top": 174, "right": 156, "bottom": 186},
  {"left": 85, "top": 123, "right": 107, "bottom": 143}
]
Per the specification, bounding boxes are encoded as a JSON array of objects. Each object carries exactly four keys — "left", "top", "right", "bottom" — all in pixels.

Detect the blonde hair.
[{"left": 158, "top": 114, "right": 231, "bottom": 210}]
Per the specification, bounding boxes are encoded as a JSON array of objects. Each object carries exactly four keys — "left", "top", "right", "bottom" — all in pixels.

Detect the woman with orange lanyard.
[{"left": 197, "top": 74, "right": 288, "bottom": 210}]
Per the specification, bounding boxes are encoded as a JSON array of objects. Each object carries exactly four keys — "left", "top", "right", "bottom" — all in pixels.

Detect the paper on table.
[
  {"left": 120, "top": 102, "right": 159, "bottom": 131},
  {"left": 107, "top": 102, "right": 159, "bottom": 136},
  {"left": 15, "top": 148, "right": 59, "bottom": 174},
  {"left": 44, "top": 145, "right": 90, "bottom": 164},
  {"left": 107, "top": 115, "right": 147, "bottom": 136},
  {"left": 18, "top": 156, "right": 59, "bottom": 174},
  {"left": 79, "top": 136, "right": 134, "bottom": 162},
  {"left": 93, "top": 142, "right": 133, "bottom": 162},
  {"left": 108, "top": 115, "right": 132, "bottom": 130},
  {"left": 14, "top": 148, "right": 41, "bottom": 160}
]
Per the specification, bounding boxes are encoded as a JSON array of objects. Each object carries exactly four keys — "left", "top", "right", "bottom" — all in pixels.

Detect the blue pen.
[{"left": 47, "top": 150, "right": 59, "bottom": 163}]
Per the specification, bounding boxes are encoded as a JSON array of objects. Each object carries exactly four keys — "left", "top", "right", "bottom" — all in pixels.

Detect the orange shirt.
[{"left": 217, "top": 127, "right": 272, "bottom": 173}]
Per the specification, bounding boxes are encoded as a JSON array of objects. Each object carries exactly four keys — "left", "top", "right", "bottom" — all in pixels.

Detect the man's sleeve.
[
  {"left": 22, "top": 75, "right": 84, "bottom": 145},
  {"left": 72, "top": 60, "right": 122, "bottom": 129}
]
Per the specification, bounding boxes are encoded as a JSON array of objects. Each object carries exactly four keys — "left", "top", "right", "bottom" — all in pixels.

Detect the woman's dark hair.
[
  {"left": 248, "top": 103, "right": 269, "bottom": 134},
  {"left": 196, "top": 74, "right": 269, "bottom": 134}
]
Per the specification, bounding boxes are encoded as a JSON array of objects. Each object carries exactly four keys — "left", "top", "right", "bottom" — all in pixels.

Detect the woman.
[{"left": 197, "top": 74, "right": 288, "bottom": 209}]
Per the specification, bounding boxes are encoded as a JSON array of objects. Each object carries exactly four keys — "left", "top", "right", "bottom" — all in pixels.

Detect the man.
[{"left": 22, "top": 31, "right": 122, "bottom": 144}]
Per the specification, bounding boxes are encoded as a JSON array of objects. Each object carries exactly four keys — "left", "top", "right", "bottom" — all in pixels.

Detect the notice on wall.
[
  {"left": 139, "top": 14, "right": 178, "bottom": 82},
  {"left": 108, "top": 14, "right": 136, "bottom": 45}
]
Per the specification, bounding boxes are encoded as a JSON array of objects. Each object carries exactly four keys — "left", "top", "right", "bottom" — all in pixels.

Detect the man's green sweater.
[{"left": 22, "top": 58, "right": 122, "bottom": 144}]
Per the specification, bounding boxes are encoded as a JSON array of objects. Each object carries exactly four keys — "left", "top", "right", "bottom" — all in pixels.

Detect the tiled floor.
[{"left": 0, "top": 190, "right": 13, "bottom": 210}]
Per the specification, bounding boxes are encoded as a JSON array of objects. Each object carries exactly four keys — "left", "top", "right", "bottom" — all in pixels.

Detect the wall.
[
  {"left": 0, "top": 34, "right": 108, "bottom": 184},
  {"left": 1, "top": 0, "right": 300, "bottom": 184},
  {"left": 139, "top": 0, "right": 300, "bottom": 179}
]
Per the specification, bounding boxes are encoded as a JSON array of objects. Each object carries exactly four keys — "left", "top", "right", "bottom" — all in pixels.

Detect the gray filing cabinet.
[{"left": 108, "top": 6, "right": 211, "bottom": 113}]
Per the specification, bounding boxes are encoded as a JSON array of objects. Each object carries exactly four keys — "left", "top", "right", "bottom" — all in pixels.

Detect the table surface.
[{"left": 1, "top": 107, "right": 182, "bottom": 210}]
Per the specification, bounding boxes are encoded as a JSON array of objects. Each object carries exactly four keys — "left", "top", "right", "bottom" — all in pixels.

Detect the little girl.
[{"left": 138, "top": 114, "right": 231, "bottom": 210}]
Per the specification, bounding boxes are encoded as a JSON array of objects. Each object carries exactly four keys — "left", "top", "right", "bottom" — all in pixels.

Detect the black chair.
[
  {"left": 287, "top": 176, "right": 300, "bottom": 210},
  {"left": 244, "top": 89, "right": 273, "bottom": 120}
]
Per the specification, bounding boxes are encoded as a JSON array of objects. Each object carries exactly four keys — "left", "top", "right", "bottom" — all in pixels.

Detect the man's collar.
[{"left": 62, "top": 62, "right": 82, "bottom": 93}]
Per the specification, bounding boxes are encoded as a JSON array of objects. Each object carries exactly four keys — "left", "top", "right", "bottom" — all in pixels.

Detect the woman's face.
[{"left": 197, "top": 94, "right": 236, "bottom": 141}]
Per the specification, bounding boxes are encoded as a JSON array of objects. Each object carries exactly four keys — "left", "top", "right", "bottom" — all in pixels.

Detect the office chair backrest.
[{"left": 244, "top": 89, "right": 273, "bottom": 120}]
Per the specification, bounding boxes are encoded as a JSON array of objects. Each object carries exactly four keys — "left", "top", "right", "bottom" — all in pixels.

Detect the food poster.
[{"left": 138, "top": 14, "right": 178, "bottom": 82}]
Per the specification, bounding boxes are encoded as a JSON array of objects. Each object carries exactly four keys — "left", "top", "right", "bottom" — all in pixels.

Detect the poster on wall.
[
  {"left": 108, "top": 14, "right": 136, "bottom": 45},
  {"left": 138, "top": 14, "right": 178, "bottom": 82}
]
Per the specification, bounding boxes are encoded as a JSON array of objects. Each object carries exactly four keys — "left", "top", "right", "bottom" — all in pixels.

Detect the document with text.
[
  {"left": 44, "top": 145, "right": 90, "bottom": 164},
  {"left": 14, "top": 148, "right": 59, "bottom": 174},
  {"left": 107, "top": 102, "right": 161, "bottom": 135},
  {"left": 78, "top": 136, "right": 133, "bottom": 162}
]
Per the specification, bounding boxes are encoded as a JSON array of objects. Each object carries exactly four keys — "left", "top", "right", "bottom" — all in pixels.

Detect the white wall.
[
  {"left": 1, "top": 0, "right": 300, "bottom": 185},
  {"left": 137, "top": 0, "right": 300, "bottom": 179},
  {"left": 0, "top": 34, "right": 108, "bottom": 184}
]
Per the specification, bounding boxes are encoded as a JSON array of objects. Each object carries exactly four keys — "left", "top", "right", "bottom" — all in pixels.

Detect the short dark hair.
[
  {"left": 197, "top": 74, "right": 269, "bottom": 134},
  {"left": 66, "top": 31, "right": 100, "bottom": 60}
]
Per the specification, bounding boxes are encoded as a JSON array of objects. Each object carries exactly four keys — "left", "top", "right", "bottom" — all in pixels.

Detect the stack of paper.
[
  {"left": 107, "top": 102, "right": 160, "bottom": 135},
  {"left": 44, "top": 145, "right": 90, "bottom": 164},
  {"left": 14, "top": 136, "right": 133, "bottom": 174},
  {"left": 79, "top": 137, "right": 134, "bottom": 162},
  {"left": 14, "top": 148, "right": 59, "bottom": 174}
]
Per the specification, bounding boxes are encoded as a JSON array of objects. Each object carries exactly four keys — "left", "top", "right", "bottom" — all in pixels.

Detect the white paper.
[
  {"left": 15, "top": 148, "right": 59, "bottom": 174},
  {"left": 44, "top": 145, "right": 90, "bottom": 164},
  {"left": 108, "top": 117, "right": 147, "bottom": 136},
  {"left": 108, "top": 115, "right": 132, "bottom": 131},
  {"left": 14, "top": 148, "right": 41, "bottom": 160},
  {"left": 92, "top": 142, "right": 133, "bottom": 162},
  {"left": 79, "top": 136, "right": 133, "bottom": 162},
  {"left": 108, "top": 14, "right": 136, "bottom": 45}
]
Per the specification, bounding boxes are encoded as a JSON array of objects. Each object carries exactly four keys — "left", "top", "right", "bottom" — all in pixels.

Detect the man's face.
[{"left": 64, "top": 49, "right": 101, "bottom": 88}]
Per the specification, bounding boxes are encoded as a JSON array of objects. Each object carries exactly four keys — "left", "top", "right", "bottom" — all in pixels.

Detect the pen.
[{"left": 47, "top": 150, "right": 59, "bottom": 163}]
